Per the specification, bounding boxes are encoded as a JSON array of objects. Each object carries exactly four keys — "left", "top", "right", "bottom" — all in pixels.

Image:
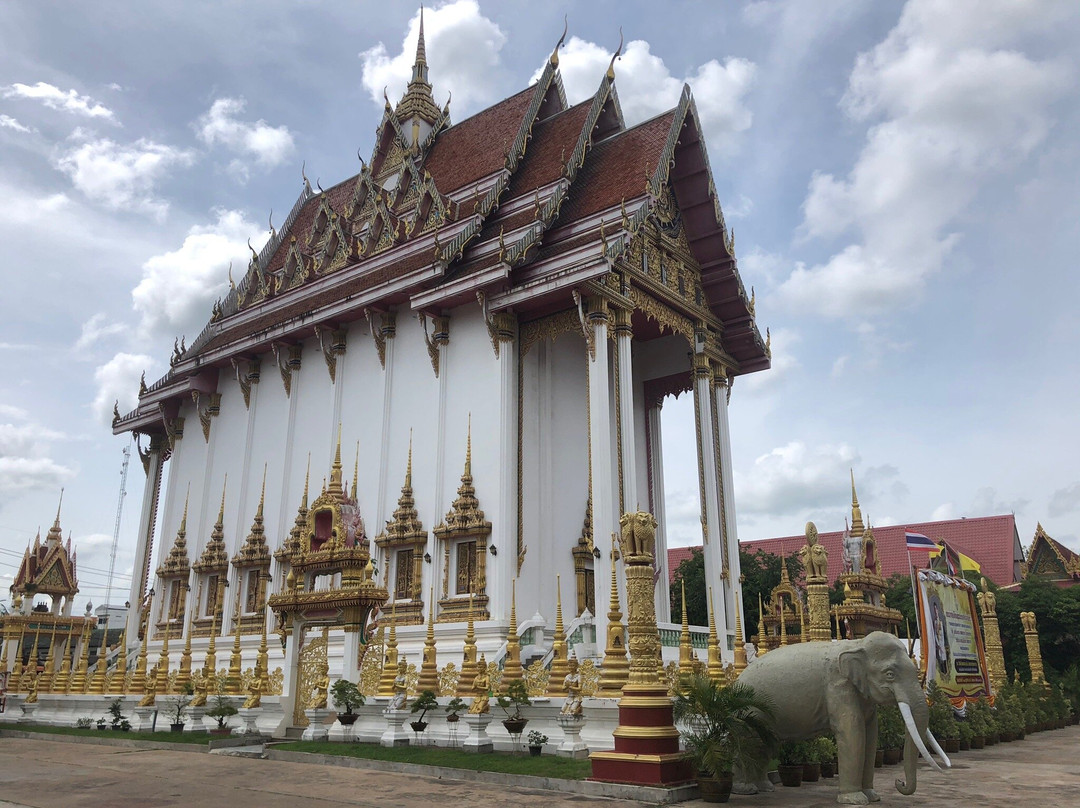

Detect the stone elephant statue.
[{"left": 735, "top": 631, "right": 950, "bottom": 805}]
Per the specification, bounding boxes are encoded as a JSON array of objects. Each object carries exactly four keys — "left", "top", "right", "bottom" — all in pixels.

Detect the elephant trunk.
[{"left": 895, "top": 698, "right": 939, "bottom": 795}]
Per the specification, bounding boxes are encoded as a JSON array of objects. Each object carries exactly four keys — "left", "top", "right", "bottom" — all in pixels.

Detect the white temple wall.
[{"left": 519, "top": 332, "right": 589, "bottom": 627}]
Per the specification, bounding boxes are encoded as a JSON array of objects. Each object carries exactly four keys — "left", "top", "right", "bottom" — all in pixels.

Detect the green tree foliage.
[
  {"left": 883, "top": 573, "right": 919, "bottom": 638},
  {"left": 670, "top": 548, "right": 708, "bottom": 626}
]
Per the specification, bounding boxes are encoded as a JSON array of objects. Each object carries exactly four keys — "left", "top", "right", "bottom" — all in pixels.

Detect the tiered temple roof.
[
  {"left": 13, "top": 496, "right": 79, "bottom": 600},
  {"left": 114, "top": 21, "right": 766, "bottom": 438},
  {"left": 1018, "top": 523, "right": 1080, "bottom": 588}
]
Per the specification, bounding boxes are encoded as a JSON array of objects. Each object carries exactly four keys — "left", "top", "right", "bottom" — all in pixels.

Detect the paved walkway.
[{"left": 0, "top": 726, "right": 1078, "bottom": 807}]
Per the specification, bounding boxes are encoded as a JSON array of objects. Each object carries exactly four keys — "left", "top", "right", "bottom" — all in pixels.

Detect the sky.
[{"left": 1, "top": 0, "right": 1078, "bottom": 611}]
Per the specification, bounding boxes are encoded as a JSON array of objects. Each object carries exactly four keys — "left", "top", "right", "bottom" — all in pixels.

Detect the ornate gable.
[
  {"left": 233, "top": 469, "right": 272, "bottom": 569},
  {"left": 1027, "top": 524, "right": 1080, "bottom": 580},
  {"left": 193, "top": 484, "right": 230, "bottom": 574}
]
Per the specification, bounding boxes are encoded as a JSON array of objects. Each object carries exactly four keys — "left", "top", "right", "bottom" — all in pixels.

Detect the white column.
[
  {"left": 586, "top": 298, "right": 617, "bottom": 616},
  {"left": 614, "top": 307, "right": 637, "bottom": 513},
  {"left": 278, "top": 616, "right": 304, "bottom": 735},
  {"left": 375, "top": 313, "right": 397, "bottom": 576},
  {"left": 431, "top": 316, "right": 450, "bottom": 609},
  {"left": 692, "top": 350, "right": 726, "bottom": 636},
  {"left": 647, "top": 403, "right": 670, "bottom": 622},
  {"left": 126, "top": 436, "right": 165, "bottom": 642},
  {"left": 494, "top": 312, "right": 517, "bottom": 621},
  {"left": 713, "top": 368, "right": 742, "bottom": 640}
]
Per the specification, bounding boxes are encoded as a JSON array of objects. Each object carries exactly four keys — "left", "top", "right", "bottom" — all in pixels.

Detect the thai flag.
[{"left": 905, "top": 532, "right": 937, "bottom": 551}]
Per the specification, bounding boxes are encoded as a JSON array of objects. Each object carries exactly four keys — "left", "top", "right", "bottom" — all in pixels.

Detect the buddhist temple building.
[{"left": 101, "top": 20, "right": 766, "bottom": 734}]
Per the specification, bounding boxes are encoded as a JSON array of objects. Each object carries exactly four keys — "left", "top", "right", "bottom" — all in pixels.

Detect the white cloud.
[
  {"left": 54, "top": 133, "right": 195, "bottom": 220},
  {"left": 544, "top": 37, "right": 756, "bottom": 152},
  {"left": 0, "top": 419, "right": 72, "bottom": 496},
  {"left": 131, "top": 208, "right": 266, "bottom": 339},
  {"left": 736, "top": 441, "right": 860, "bottom": 515},
  {"left": 91, "top": 352, "right": 155, "bottom": 426},
  {"left": 778, "top": 0, "right": 1071, "bottom": 317},
  {"left": 74, "top": 313, "right": 127, "bottom": 351},
  {"left": 195, "top": 97, "right": 295, "bottom": 179},
  {"left": 360, "top": 1, "right": 508, "bottom": 116},
  {"left": 970, "top": 486, "right": 1028, "bottom": 516},
  {"left": 742, "top": 328, "right": 798, "bottom": 393},
  {"left": 2, "top": 81, "right": 116, "bottom": 121},
  {"left": 0, "top": 114, "right": 34, "bottom": 133},
  {"left": 1048, "top": 483, "right": 1080, "bottom": 518},
  {"left": 931, "top": 502, "right": 957, "bottom": 521}
]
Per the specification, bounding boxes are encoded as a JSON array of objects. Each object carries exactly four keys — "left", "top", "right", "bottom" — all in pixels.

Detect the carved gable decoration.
[
  {"left": 193, "top": 491, "right": 230, "bottom": 575},
  {"left": 157, "top": 498, "right": 191, "bottom": 579}
]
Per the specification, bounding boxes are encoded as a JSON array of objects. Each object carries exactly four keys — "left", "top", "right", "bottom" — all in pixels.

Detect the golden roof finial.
[
  {"left": 414, "top": 5, "right": 428, "bottom": 78},
  {"left": 217, "top": 475, "right": 228, "bottom": 524},
  {"left": 406, "top": 430, "right": 413, "bottom": 489},
  {"left": 606, "top": 27, "right": 624, "bottom": 80},
  {"left": 302, "top": 454, "right": 311, "bottom": 507},
  {"left": 850, "top": 469, "right": 864, "bottom": 533},
  {"left": 550, "top": 15, "right": 568, "bottom": 67},
  {"left": 52, "top": 487, "right": 64, "bottom": 532},
  {"left": 180, "top": 484, "right": 190, "bottom": 534},
  {"left": 328, "top": 424, "right": 344, "bottom": 498},
  {"left": 555, "top": 573, "right": 565, "bottom": 636},
  {"left": 465, "top": 414, "right": 472, "bottom": 477},
  {"left": 256, "top": 464, "right": 267, "bottom": 520}
]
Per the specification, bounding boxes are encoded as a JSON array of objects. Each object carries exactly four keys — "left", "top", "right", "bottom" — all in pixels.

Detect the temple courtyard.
[{"left": 0, "top": 726, "right": 1077, "bottom": 807}]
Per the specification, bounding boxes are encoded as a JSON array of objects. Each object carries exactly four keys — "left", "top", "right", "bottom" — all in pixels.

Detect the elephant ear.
[{"left": 838, "top": 647, "right": 871, "bottom": 698}]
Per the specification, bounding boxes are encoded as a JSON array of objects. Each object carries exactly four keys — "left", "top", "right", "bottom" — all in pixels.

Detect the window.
[
  {"left": 582, "top": 568, "right": 595, "bottom": 615},
  {"left": 456, "top": 541, "right": 478, "bottom": 595},
  {"left": 395, "top": 549, "right": 414, "bottom": 599},
  {"left": 205, "top": 575, "right": 219, "bottom": 618},
  {"left": 245, "top": 570, "right": 261, "bottom": 614},
  {"left": 168, "top": 581, "right": 184, "bottom": 620}
]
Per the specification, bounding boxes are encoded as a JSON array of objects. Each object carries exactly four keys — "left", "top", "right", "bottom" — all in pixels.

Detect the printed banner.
[{"left": 915, "top": 569, "right": 991, "bottom": 708}]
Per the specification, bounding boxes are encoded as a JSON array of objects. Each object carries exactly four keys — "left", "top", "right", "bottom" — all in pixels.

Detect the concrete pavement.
[{"left": 0, "top": 725, "right": 1078, "bottom": 807}]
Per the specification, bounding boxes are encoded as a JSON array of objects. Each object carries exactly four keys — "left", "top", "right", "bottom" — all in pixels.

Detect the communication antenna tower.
[{"left": 103, "top": 442, "right": 131, "bottom": 622}]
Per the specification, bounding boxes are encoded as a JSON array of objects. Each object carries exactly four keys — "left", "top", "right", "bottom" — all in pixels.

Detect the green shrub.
[{"left": 877, "top": 704, "right": 905, "bottom": 750}]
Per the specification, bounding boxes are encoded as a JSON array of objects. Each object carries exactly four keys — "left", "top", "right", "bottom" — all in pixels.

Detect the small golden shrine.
[
  {"left": 757, "top": 559, "right": 805, "bottom": 650},
  {"left": 832, "top": 474, "right": 901, "bottom": 638},
  {"left": 374, "top": 439, "right": 428, "bottom": 625},
  {"left": 268, "top": 431, "right": 388, "bottom": 641}
]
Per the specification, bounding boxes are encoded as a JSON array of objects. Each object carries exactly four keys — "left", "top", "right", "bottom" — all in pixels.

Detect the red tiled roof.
[
  {"left": 667, "top": 546, "right": 698, "bottom": 582},
  {"left": 739, "top": 515, "right": 1021, "bottom": 585},
  {"left": 666, "top": 515, "right": 1021, "bottom": 586}
]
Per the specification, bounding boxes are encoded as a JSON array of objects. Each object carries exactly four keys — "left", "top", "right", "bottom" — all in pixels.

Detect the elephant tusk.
[
  {"left": 924, "top": 728, "right": 952, "bottom": 769},
  {"left": 897, "top": 701, "right": 944, "bottom": 773}
]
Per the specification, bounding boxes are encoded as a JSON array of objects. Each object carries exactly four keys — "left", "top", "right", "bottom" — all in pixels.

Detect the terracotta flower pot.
[
  {"left": 883, "top": 748, "right": 901, "bottom": 765},
  {"left": 529, "top": 745, "right": 542, "bottom": 757},
  {"left": 820, "top": 761, "right": 835, "bottom": 779},
  {"left": 801, "top": 763, "right": 820, "bottom": 782},
  {"left": 874, "top": 749, "right": 884, "bottom": 768},
  {"left": 944, "top": 738, "right": 960, "bottom": 754},
  {"left": 502, "top": 718, "right": 527, "bottom": 736},
  {"left": 971, "top": 736, "right": 985, "bottom": 749},
  {"left": 959, "top": 738, "right": 970, "bottom": 751},
  {"left": 338, "top": 713, "right": 359, "bottom": 726},
  {"left": 697, "top": 775, "right": 733, "bottom": 803},
  {"left": 170, "top": 723, "right": 185, "bottom": 733},
  {"left": 777, "top": 765, "right": 803, "bottom": 788}
]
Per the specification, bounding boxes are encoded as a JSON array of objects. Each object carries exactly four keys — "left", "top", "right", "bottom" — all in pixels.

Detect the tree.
[
  {"left": 883, "top": 573, "right": 919, "bottom": 638},
  {"left": 671, "top": 548, "right": 708, "bottom": 626}
]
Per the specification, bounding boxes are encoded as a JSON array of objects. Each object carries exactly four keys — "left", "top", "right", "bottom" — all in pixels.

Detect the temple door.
[{"left": 292, "top": 629, "right": 327, "bottom": 727}]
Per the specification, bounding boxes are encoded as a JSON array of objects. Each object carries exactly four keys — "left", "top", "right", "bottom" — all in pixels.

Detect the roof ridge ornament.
[
  {"left": 606, "top": 27, "right": 624, "bottom": 80},
  {"left": 550, "top": 15, "right": 568, "bottom": 67}
]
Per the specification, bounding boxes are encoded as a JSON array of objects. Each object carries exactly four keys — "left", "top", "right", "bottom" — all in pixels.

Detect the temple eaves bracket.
[
  {"left": 231, "top": 357, "right": 261, "bottom": 409},
  {"left": 476, "top": 290, "right": 501, "bottom": 358},
  {"left": 418, "top": 313, "right": 449, "bottom": 378},
  {"left": 271, "top": 342, "right": 302, "bottom": 397},
  {"left": 571, "top": 290, "right": 596, "bottom": 360},
  {"left": 315, "top": 325, "right": 347, "bottom": 383},
  {"left": 191, "top": 391, "right": 221, "bottom": 443}
]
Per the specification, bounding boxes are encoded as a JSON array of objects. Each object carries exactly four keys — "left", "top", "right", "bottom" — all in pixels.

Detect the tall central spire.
[
  {"left": 413, "top": 6, "right": 429, "bottom": 85},
  {"left": 395, "top": 7, "right": 441, "bottom": 126}
]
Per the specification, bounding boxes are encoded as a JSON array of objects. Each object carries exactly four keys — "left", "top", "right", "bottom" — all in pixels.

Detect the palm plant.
[{"left": 672, "top": 674, "right": 778, "bottom": 778}]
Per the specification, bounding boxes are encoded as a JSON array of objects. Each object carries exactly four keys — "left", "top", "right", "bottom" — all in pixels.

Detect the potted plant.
[
  {"left": 877, "top": 704, "right": 904, "bottom": 764},
  {"left": 207, "top": 690, "right": 239, "bottom": 736},
  {"left": 330, "top": 678, "right": 365, "bottom": 726},
  {"left": 410, "top": 690, "right": 439, "bottom": 734},
  {"left": 166, "top": 688, "right": 193, "bottom": 733},
  {"left": 96, "top": 717, "right": 107, "bottom": 731},
  {"left": 673, "top": 675, "right": 778, "bottom": 803},
  {"left": 496, "top": 679, "right": 531, "bottom": 738},
  {"left": 444, "top": 696, "right": 467, "bottom": 723},
  {"left": 777, "top": 741, "right": 809, "bottom": 788},
  {"left": 108, "top": 698, "right": 126, "bottom": 731},
  {"left": 816, "top": 736, "right": 837, "bottom": 778},
  {"left": 527, "top": 730, "right": 548, "bottom": 757}
]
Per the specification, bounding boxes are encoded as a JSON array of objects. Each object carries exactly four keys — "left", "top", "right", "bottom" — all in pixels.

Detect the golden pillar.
[
  {"left": 53, "top": 634, "right": 73, "bottom": 693},
  {"left": 416, "top": 589, "right": 439, "bottom": 693},
  {"left": 70, "top": 623, "right": 91, "bottom": 693},
  {"left": 156, "top": 624, "right": 172, "bottom": 695},
  {"left": 547, "top": 575, "right": 570, "bottom": 697},
  {"left": 224, "top": 614, "right": 242, "bottom": 695},
  {"left": 131, "top": 618, "right": 150, "bottom": 694},
  {"left": 501, "top": 579, "right": 524, "bottom": 687},
  {"left": 590, "top": 511, "right": 692, "bottom": 786},
  {"left": 457, "top": 595, "right": 479, "bottom": 696},
  {"left": 977, "top": 579, "right": 1006, "bottom": 691},
  {"left": 8, "top": 623, "right": 25, "bottom": 692},
  {"left": 0, "top": 623, "right": 9, "bottom": 678},
  {"left": 800, "top": 521, "right": 832, "bottom": 642},
  {"left": 202, "top": 611, "right": 219, "bottom": 685},
  {"left": 678, "top": 582, "right": 694, "bottom": 677},
  {"left": 756, "top": 593, "right": 769, "bottom": 656},
  {"left": 733, "top": 590, "right": 748, "bottom": 675},
  {"left": 597, "top": 536, "right": 629, "bottom": 697},
  {"left": 40, "top": 622, "right": 59, "bottom": 693},
  {"left": 1020, "top": 611, "right": 1046, "bottom": 685},
  {"left": 108, "top": 629, "right": 129, "bottom": 694},
  {"left": 256, "top": 606, "right": 270, "bottom": 692},
  {"left": 378, "top": 606, "right": 401, "bottom": 697},
  {"left": 87, "top": 642, "right": 108, "bottom": 695},
  {"left": 176, "top": 617, "right": 193, "bottom": 693},
  {"left": 706, "top": 587, "right": 724, "bottom": 682}
]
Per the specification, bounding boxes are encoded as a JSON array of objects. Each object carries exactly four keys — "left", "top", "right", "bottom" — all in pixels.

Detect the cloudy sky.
[{"left": 1, "top": 0, "right": 1077, "bottom": 608}]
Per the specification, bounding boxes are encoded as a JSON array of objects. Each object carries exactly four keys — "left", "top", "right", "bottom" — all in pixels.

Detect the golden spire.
[
  {"left": 131, "top": 618, "right": 149, "bottom": 693},
  {"left": 706, "top": 586, "right": 723, "bottom": 681},
  {"left": 379, "top": 602, "right": 401, "bottom": 696},
  {"left": 257, "top": 603, "right": 270, "bottom": 690},
  {"left": 395, "top": 6, "right": 441, "bottom": 125},
  {"left": 176, "top": 615, "right": 193, "bottom": 692},
  {"left": 850, "top": 469, "right": 864, "bottom": 536},
  {"left": 328, "top": 423, "right": 344, "bottom": 499},
  {"left": 413, "top": 5, "right": 428, "bottom": 82},
  {"left": 597, "top": 533, "right": 629, "bottom": 696},
  {"left": 108, "top": 627, "right": 128, "bottom": 695},
  {"left": 180, "top": 485, "right": 189, "bottom": 533},
  {"left": 733, "top": 591, "right": 748, "bottom": 673},
  {"left": 204, "top": 610, "right": 218, "bottom": 680},
  {"left": 457, "top": 594, "right": 479, "bottom": 694},
  {"left": 417, "top": 586, "right": 440, "bottom": 692},
  {"left": 678, "top": 581, "right": 694, "bottom": 676},
  {"left": 351, "top": 441, "right": 360, "bottom": 501},
  {"left": 46, "top": 488, "right": 64, "bottom": 544},
  {"left": 502, "top": 578, "right": 524, "bottom": 685},
  {"left": 406, "top": 430, "right": 413, "bottom": 489},
  {"left": 547, "top": 575, "right": 570, "bottom": 696},
  {"left": 225, "top": 610, "right": 243, "bottom": 695},
  {"left": 756, "top": 592, "right": 768, "bottom": 656},
  {"left": 156, "top": 622, "right": 171, "bottom": 695},
  {"left": 779, "top": 599, "right": 789, "bottom": 647}
]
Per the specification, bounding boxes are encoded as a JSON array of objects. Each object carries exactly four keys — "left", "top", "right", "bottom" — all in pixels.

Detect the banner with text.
[{"left": 915, "top": 569, "right": 991, "bottom": 708}]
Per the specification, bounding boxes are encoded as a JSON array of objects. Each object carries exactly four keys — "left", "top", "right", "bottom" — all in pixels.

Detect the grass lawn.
[
  {"left": 275, "top": 741, "right": 594, "bottom": 779},
  {"left": 10, "top": 724, "right": 212, "bottom": 745}
]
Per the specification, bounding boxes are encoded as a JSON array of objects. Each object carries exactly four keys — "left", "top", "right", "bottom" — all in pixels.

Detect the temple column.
[
  {"left": 494, "top": 312, "right": 517, "bottom": 620},
  {"left": 430, "top": 316, "right": 450, "bottom": 608},
  {"left": 374, "top": 313, "right": 397, "bottom": 577},
  {"left": 711, "top": 363, "right": 740, "bottom": 637},
  {"left": 614, "top": 307, "right": 637, "bottom": 514},
  {"left": 646, "top": 403, "right": 670, "bottom": 622},
  {"left": 586, "top": 297, "right": 617, "bottom": 616},
  {"left": 692, "top": 348, "right": 725, "bottom": 640},
  {"left": 127, "top": 435, "right": 165, "bottom": 643},
  {"left": 278, "top": 615, "right": 304, "bottom": 733}
]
